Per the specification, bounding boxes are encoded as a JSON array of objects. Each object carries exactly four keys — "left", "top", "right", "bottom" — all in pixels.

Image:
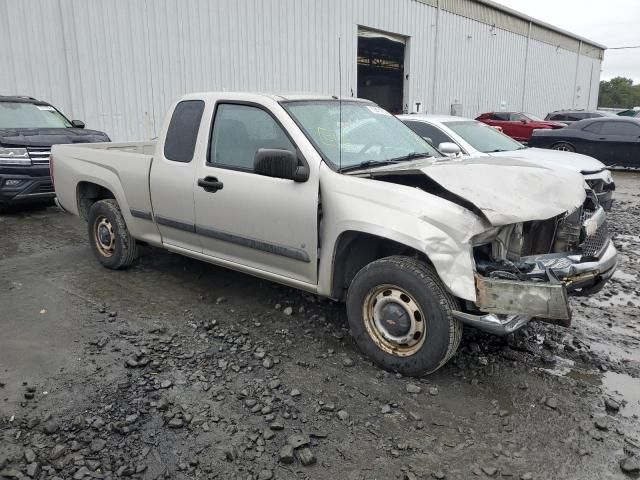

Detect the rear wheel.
[
  {"left": 552, "top": 142, "right": 576, "bottom": 152},
  {"left": 346, "top": 256, "right": 462, "bottom": 376},
  {"left": 87, "top": 199, "right": 138, "bottom": 269}
]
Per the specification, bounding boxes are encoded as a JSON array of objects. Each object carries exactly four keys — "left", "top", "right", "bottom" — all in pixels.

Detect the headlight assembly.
[{"left": 0, "top": 147, "right": 31, "bottom": 166}]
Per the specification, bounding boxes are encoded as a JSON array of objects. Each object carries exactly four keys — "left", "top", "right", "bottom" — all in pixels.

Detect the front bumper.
[
  {"left": 0, "top": 172, "right": 55, "bottom": 205},
  {"left": 461, "top": 206, "right": 617, "bottom": 335}
]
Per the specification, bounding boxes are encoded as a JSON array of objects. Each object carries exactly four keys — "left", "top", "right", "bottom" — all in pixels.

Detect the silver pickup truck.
[{"left": 52, "top": 93, "right": 617, "bottom": 376}]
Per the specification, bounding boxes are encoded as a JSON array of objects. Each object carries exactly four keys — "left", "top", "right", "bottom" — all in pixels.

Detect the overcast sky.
[{"left": 492, "top": 0, "right": 640, "bottom": 83}]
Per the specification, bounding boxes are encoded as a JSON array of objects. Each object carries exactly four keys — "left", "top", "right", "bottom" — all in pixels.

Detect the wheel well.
[
  {"left": 77, "top": 182, "right": 116, "bottom": 220},
  {"left": 552, "top": 141, "right": 574, "bottom": 148},
  {"left": 331, "top": 231, "right": 431, "bottom": 301}
]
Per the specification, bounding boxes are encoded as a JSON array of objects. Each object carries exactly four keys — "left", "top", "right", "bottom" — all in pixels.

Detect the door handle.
[{"left": 198, "top": 176, "right": 224, "bottom": 193}]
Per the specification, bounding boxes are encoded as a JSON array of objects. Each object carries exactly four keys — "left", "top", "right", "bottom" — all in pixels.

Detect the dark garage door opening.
[{"left": 357, "top": 28, "right": 406, "bottom": 114}]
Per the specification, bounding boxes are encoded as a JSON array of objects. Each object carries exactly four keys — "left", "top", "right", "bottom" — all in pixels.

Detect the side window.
[
  {"left": 549, "top": 114, "right": 566, "bottom": 121},
  {"left": 404, "top": 121, "right": 455, "bottom": 148},
  {"left": 602, "top": 121, "right": 640, "bottom": 136},
  {"left": 209, "top": 104, "right": 295, "bottom": 170},
  {"left": 491, "top": 113, "right": 509, "bottom": 121},
  {"left": 164, "top": 100, "right": 205, "bottom": 162},
  {"left": 583, "top": 122, "right": 603, "bottom": 134},
  {"left": 510, "top": 113, "right": 525, "bottom": 121}
]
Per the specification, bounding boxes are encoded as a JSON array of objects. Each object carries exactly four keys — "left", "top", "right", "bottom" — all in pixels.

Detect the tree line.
[{"left": 598, "top": 77, "right": 640, "bottom": 109}]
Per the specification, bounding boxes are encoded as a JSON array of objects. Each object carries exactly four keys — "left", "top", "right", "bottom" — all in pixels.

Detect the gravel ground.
[{"left": 1, "top": 172, "right": 639, "bottom": 480}]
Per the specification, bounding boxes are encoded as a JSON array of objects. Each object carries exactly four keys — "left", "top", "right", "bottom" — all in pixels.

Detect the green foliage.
[{"left": 598, "top": 77, "right": 640, "bottom": 109}]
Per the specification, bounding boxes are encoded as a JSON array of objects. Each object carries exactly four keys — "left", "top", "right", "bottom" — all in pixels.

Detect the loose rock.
[
  {"left": 298, "top": 447, "right": 316, "bottom": 466},
  {"left": 279, "top": 444, "right": 294, "bottom": 464}
]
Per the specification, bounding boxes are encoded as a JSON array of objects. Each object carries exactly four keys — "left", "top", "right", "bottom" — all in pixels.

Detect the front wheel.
[
  {"left": 346, "top": 256, "right": 462, "bottom": 376},
  {"left": 87, "top": 199, "right": 138, "bottom": 269},
  {"left": 551, "top": 142, "right": 576, "bottom": 152}
]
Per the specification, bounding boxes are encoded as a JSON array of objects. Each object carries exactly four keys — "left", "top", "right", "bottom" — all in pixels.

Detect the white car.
[{"left": 399, "top": 114, "right": 615, "bottom": 210}]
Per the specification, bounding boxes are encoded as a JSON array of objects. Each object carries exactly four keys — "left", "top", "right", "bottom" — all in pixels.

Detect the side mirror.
[
  {"left": 254, "top": 148, "right": 309, "bottom": 182},
  {"left": 71, "top": 120, "right": 85, "bottom": 128},
  {"left": 520, "top": 119, "right": 527, "bottom": 124},
  {"left": 438, "top": 142, "right": 461, "bottom": 155}
]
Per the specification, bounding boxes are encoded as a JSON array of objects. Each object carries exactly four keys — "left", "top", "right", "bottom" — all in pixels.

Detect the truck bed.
[{"left": 52, "top": 141, "right": 159, "bottom": 244}]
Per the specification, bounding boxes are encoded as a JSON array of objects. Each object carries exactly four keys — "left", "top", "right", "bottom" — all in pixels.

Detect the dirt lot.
[{"left": 1, "top": 172, "right": 639, "bottom": 480}]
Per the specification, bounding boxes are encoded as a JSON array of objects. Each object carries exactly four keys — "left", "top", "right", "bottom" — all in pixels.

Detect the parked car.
[
  {"left": 0, "top": 95, "right": 109, "bottom": 210},
  {"left": 475, "top": 112, "right": 566, "bottom": 142},
  {"left": 529, "top": 117, "right": 640, "bottom": 169},
  {"left": 399, "top": 114, "right": 615, "bottom": 210},
  {"left": 545, "top": 109, "right": 617, "bottom": 125},
  {"left": 52, "top": 93, "right": 616, "bottom": 376},
  {"left": 616, "top": 108, "right": 640, "bottom": 118}
]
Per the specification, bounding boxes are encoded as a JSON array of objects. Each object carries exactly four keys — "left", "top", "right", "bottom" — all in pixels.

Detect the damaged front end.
[{"left": 456, "top": 190, "right": 617, "bottom": 334}]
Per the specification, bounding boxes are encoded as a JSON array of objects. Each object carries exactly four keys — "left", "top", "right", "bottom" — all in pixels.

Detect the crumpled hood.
[
  {"left": 0, "top": 128, "right": 110, "bottom": 148},
  {"left": 490, "top": 147, "right": 606, "bottom": 173},
  {"left": 360, "top": 156, "right": 587, "bottom": 226}
]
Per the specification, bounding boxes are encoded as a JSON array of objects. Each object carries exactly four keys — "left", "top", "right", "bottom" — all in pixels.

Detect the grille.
[
  {"left": 580, "top": 209, "right": 609, "bottom": 257},
  {"left": 34, "top": 181, "right": 54, "bottom": 193},
  {"left": 27, "top": 147, "right": 51, "bottom": 165}
]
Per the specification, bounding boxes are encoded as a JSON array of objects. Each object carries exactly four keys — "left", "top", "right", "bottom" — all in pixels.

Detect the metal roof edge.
[{"left": 473, "top": 0, "right": 607, "bottom": 50}]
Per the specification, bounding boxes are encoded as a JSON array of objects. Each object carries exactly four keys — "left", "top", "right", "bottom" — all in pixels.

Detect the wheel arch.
[
  {"left": 551, "top": 140, "right": 576, "bottom": 151},
  {"left": 76, "top": 181, "right": 117, "bottom": 220},
  {"left": 329, "top": 230, "right": 434, "bottom": 301}
]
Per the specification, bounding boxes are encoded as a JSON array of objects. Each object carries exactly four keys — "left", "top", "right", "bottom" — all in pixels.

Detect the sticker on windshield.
[
  {"left": 317, "top": 127, "right": 337, "bottom": 145},
  {"left": 36, "top": 105, "right": 56, "bottom": 111},
  {"left": 366, "top": 106, "right": 391, "bottom": 116}
]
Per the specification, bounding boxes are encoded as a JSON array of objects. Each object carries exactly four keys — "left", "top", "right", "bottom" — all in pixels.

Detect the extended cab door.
[
  {"left": 193, "top": 101, "right": 319, "bottom": 285},
  {"left": 149, "top": 100, "right": 205, "bottom": 252}
]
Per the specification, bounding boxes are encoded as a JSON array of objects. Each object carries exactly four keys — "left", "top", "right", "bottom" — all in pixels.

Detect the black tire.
[
  {"left": 346, "top": 256, "right": 462, "bottom": 376},
  {"left": 87, "top": 199, "right": 138, "bottom": 269},
  {"left": 551, "top": 142, "right": 576, "bottom": 152}
]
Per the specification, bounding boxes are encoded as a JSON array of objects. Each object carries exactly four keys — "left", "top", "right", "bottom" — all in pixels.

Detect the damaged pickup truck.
[{"left": 51, "top": 93, "right": 617, "bottom": 376}]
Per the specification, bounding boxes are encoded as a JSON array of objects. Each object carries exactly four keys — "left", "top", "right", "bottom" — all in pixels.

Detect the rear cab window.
[{"left": 164, "top": 100, "right": 205, "bottom": 162}]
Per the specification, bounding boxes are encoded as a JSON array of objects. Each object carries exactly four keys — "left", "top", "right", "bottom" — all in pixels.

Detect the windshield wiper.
[
  {"left": 387, "top": 152, "right": 432, "bottom": 162},
  {"left": 339, "top": 153, "right": 432, "bottom": 173},
  {"left": 339, "top": 159, "right": 402, "bottom": 173}
]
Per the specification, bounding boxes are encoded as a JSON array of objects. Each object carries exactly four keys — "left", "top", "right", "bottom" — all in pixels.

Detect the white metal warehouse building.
[{"left": 0, "top": 0, "right": 606, "bottom": 142}]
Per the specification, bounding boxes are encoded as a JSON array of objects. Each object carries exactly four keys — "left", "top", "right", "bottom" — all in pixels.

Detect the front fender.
[{"left": 317, "top": 164, "right": 489, "bottom": 301}]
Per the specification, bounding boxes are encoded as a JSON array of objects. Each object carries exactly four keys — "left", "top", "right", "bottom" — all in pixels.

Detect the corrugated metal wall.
[{"left": 0, "top": 0, "right": 602, "bottom": 141}]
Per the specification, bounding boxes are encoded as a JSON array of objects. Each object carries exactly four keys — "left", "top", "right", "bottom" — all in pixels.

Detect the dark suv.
[
  {"left": 545, "top": 110, "right": 617, "bottom": 125},
  {"left": 0, "top": 96, "right": 110, "bottom": 209}
]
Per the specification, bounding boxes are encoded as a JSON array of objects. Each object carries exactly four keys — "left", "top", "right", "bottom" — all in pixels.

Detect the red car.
[{"left": 476, "top": 112, "right": 566, "bottom": 143}]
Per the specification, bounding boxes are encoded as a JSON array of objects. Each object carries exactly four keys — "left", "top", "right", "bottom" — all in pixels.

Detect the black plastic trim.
[
  {"left": 195, "top": 225, "right": 310, "bottom": 263},
  {"left": 154, "top": 214, "right": 196, "bottom": 233},
  {"left": 130, "top": 209, "right": 152, "bottom": 220},
  {"left": 151, "top": 213, "right": 309, "bottom": 262}
]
